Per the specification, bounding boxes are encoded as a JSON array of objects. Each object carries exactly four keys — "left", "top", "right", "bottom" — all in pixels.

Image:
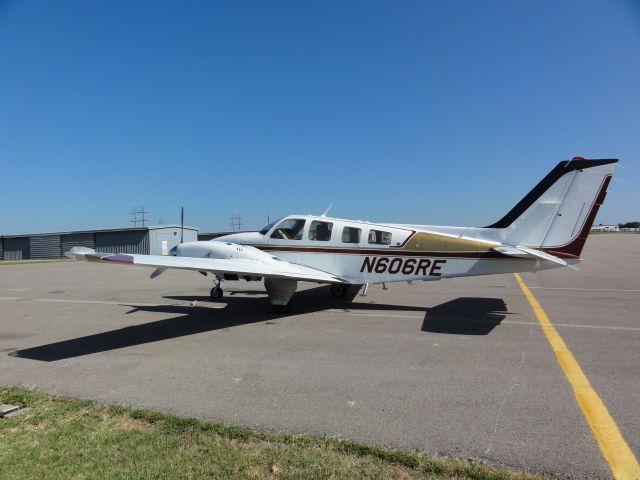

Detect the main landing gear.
[
  {"left": 329, "top": 284, "right": 350, "bottom": 298},
  {"left": 210, "top": 279, "right": 223, "bottom": 300},
  {"left": 208, "top": 278, "right": 356, "bottom": 311},
  {"left": 264, "top": 278, "right": 297, "bottom": 314}
]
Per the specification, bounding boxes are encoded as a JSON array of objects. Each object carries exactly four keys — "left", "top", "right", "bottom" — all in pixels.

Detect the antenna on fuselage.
[{"left": 321, "top": 203, "right": 333, "bottom": 217}]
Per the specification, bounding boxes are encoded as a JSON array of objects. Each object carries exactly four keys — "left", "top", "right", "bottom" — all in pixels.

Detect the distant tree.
[{"left": 621, "top": 221, "right": 640, "bottom": 228}]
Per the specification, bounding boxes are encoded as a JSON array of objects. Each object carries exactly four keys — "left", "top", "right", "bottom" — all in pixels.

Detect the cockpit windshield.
[{"left": 259, "top": 218, "right": 283, "bottom": 235}]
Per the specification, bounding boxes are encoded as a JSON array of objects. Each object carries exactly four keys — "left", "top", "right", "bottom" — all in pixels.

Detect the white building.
[{"left": 591, "top": 224, "right": 620, "bottom": 232}]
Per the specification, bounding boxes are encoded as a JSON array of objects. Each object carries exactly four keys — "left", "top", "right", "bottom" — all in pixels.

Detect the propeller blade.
[
  {"left": 150, "top": 267, "right": 168, "bottom": 279},
  {"left": 180, "top": 206, "right": 184, "bottom": 243}
]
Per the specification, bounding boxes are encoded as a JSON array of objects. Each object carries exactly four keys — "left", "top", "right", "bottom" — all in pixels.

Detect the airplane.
[{"left": 68, "top": 158, "right": 617, "bottom": 312}]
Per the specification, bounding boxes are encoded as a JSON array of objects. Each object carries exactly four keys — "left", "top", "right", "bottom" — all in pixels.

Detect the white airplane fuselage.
[{"left": 179, "top": 215, "right": 568, "bottom": 287}]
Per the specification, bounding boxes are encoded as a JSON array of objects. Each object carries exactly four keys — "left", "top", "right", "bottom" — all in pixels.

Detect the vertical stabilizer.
[{"left": 486, "top": 158, "right": 617, "bottom": 258}]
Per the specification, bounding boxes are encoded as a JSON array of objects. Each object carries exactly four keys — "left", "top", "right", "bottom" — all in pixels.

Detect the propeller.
[
  {"left": 180, "top": 206, "right": 184, "bottom": 243},
  {"left": 150, "top": 206, "right": 183, "bottom": 279},
  {"left": 150, "top": 267, "right": 167, "bottom": 279}
]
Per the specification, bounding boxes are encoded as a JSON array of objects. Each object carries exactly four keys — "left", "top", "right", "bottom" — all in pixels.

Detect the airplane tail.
[{"left": 486, "top": 158, "right": 617, "bottom": 258}]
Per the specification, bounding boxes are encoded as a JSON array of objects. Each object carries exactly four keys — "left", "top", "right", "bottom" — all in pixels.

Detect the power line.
[
  {"left": 230, "top": 214, "right": 242, "bottom": 231},
  {"left": 130, "top": 206, "right": 148, "bottom": 227}
]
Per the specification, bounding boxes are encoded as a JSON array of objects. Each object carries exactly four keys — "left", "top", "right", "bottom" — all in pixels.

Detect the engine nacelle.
[{"left": 175, "top": 241, "right": 276, "bottom": 264}]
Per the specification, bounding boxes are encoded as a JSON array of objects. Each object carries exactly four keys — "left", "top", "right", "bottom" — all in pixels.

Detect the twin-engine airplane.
[{"left": 69, "top": 158, "right": 617, "bottom": 312}]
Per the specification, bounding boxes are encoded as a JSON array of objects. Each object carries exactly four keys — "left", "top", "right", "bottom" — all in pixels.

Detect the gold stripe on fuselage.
[{"left": 402, "top": 232, "right": 495, "bottom": 253}]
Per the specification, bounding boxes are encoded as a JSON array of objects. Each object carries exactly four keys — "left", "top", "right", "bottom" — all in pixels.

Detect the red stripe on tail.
[{"left": 543, "top": 175, "right": 612, "bottom": 259}]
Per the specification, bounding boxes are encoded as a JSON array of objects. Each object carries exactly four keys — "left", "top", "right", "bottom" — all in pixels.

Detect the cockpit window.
[
  {"left": 259, "top": 218, "right": 282, "bottom": 235},
  {"left": 308, "top": 221, "right": 333, "bottom": 241},
  {"left": 271, "top": 218, "right": 306, "bottom": 240},
  {"left": 368, "top": 229, "right": 392, "bottom": 245}
]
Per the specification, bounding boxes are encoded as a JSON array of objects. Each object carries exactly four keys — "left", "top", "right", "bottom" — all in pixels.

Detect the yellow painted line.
[
  {"left": 514, "top": 273, "right": 640, "bottom": 480},
  {"left": 529, "top": 286, "right": 640, "bottom": 293}
]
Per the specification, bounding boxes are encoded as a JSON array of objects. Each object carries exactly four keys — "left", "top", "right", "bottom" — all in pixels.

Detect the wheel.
[
  {"left": 272, "top": 304, "right": 290, "bottom": 314},
  {"left": 210, "top": 286, "right": 224, "bottom": 300},
  {"left": 330, "top": 284, "right": 349, "bottom": 298}
]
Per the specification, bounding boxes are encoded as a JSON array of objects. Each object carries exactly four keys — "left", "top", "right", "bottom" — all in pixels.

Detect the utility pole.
[{"left": 130, "top": 206, "right": 148, "bottom": 227}]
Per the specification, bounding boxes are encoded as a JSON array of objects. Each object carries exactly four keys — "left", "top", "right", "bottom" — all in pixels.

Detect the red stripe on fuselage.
[{"left": 254, "top": 245, "right": 516, "bottom": 259}]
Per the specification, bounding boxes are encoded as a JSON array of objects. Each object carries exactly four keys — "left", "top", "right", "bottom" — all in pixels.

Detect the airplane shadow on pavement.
[
  {"left": 10, "top": 286, "right": 511, "bottom": 362},
  {"left": 420, "top": 297, "right": 509, "bottom": 335}
]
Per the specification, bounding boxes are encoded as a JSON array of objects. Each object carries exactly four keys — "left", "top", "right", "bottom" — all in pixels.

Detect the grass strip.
[{"left": 0, "top": 387, "right": 544, "bottom": 480}]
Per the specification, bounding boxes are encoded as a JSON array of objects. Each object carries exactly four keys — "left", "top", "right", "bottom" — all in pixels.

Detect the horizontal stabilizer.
[{"left": 492, "top": 245, "right": 568, "bottom": 266}]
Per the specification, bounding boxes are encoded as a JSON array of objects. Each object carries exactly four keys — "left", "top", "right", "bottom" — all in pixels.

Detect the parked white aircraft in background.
[{"left": 69, "top": 158, "right": 617, "bottom": 312}]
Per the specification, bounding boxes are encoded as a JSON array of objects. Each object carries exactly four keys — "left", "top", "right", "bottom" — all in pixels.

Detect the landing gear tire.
[
  {"left": 210, "top": 286, "right": 224, "bottom": 301},
  {"left": 272, "top": 304, "right": 290, "bottom": 314},
  {"left": 330, "top": 284, "right": 349, "bottom": 298}
]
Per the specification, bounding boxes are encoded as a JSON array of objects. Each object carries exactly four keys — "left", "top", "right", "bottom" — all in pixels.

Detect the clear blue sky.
[{"left": 1, "top": 0, "right": 638, "bottom": 234}]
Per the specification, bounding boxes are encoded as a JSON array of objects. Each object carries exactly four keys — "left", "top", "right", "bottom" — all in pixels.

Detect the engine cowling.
[{"left": 176, "top": 241, "right": 275, "bottom": 263}]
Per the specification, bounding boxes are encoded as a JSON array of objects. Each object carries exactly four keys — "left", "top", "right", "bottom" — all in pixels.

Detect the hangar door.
[
  {"left": 95, "top": 230, "right": 149, "bottom": 254},
  {"left": 61, "top": 233, "right": 95, "bottom": 256},
  {"left": 4, "top": 237, "right": 30, "bottom": 260},
  {"left": 30, "top": 235, "right": 62, "bottom": 259}
]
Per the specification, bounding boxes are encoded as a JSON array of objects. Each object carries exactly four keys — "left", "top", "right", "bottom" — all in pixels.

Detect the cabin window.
[
  {"left": 368, "top": 229, "right": 392, "bottom": 245},
  {"left": 271, "top": 218, "right": 306, "bottom": 240},
  {"left": 341, "top": 226, "right": 361, "bottom": 243},
  {"left": 308, "top": 221, "right": 333, "bottom": 241}
]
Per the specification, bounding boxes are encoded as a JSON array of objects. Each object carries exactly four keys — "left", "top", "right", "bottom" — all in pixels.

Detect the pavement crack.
[{"left": 484, "top": 351, "right": 526, "bottom": 455}]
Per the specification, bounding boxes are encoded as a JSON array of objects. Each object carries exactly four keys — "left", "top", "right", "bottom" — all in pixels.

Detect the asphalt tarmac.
[{"left": 1, "top": 234, "right": 638, "bottom": 479}]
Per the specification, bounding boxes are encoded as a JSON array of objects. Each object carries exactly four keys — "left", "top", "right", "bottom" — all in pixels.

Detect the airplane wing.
[
  {"left": 492, "top": 245, "right": 568, "bottom": 266},
  {"left": 67, "top": 247, "right": 347, "bottom": 284}
]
